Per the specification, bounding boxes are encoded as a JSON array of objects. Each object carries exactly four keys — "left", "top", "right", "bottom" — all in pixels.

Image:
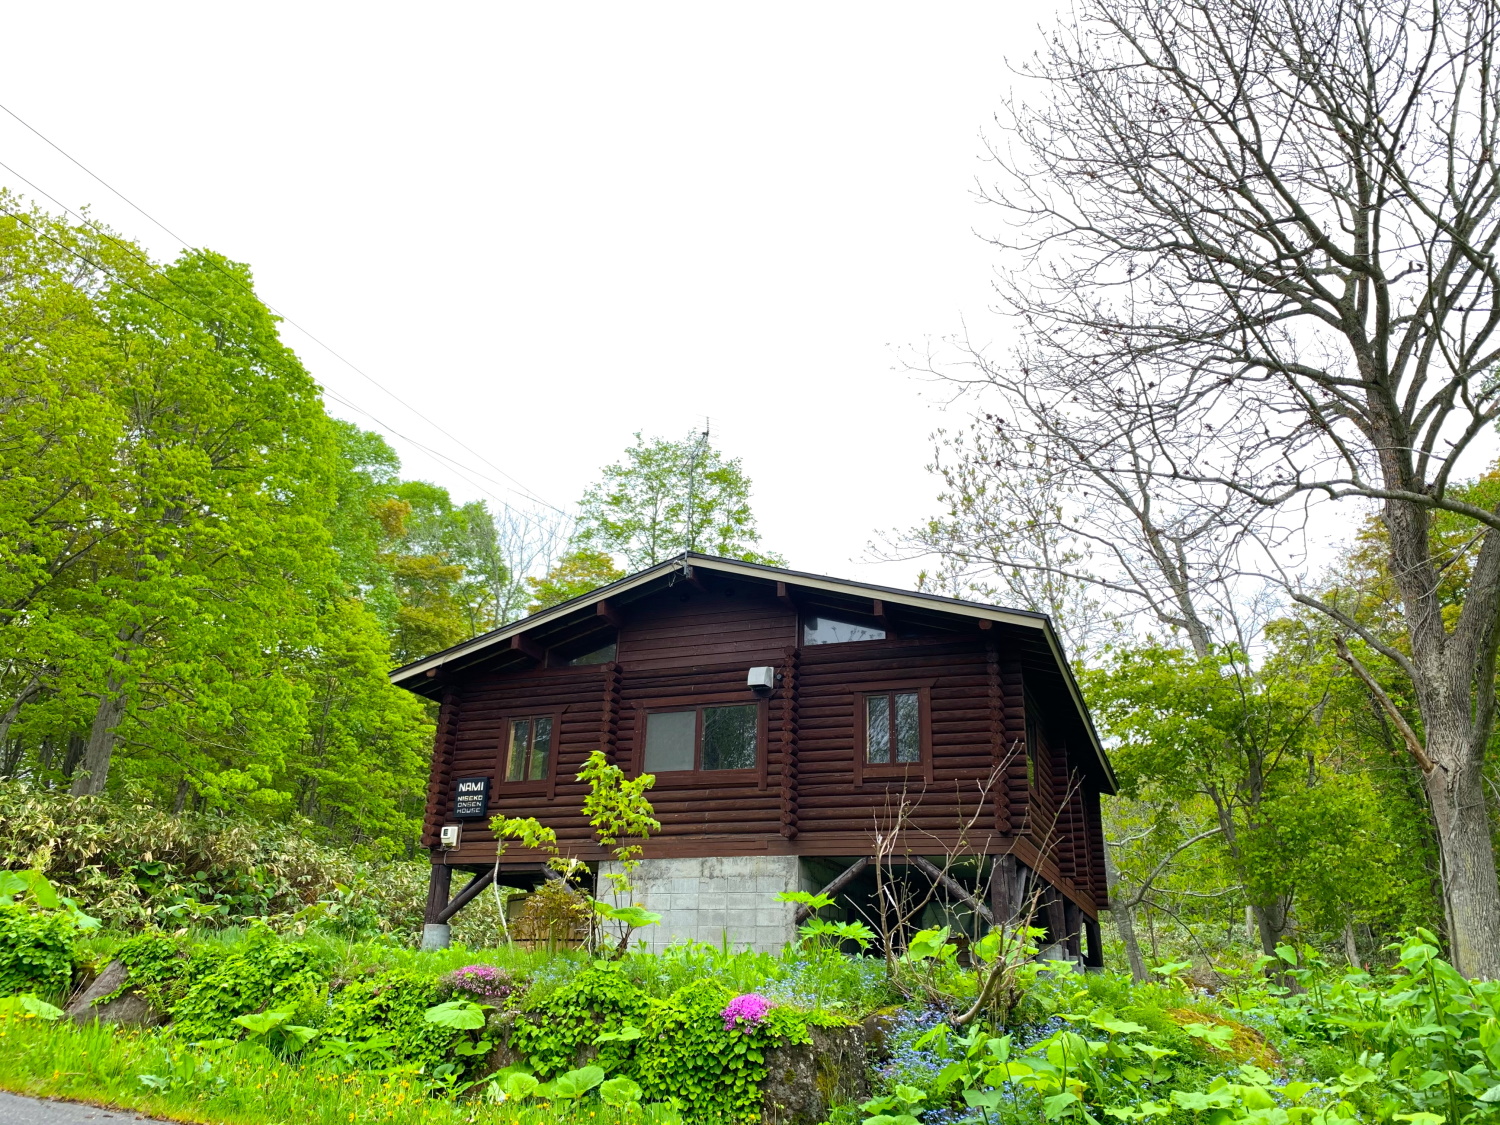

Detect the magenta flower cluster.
[
  {"left": 446, "top": 963, "right": 514, "bottom": 1002},
  {"left": 722, "top": 993, "right": 772, "bottom": 1032}
]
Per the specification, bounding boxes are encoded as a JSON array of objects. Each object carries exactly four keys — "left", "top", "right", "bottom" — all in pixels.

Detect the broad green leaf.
[
  {"left": 552, "top": 1065, "right": 606, "bottom": 1099},
  {"left": 501, "top": 1072, "right": 540, "bottom": 1100},
  {"left": 597, "top": 1022, "right": 644, "bottom": 1043},
  {"left": 601, "top": 1076, "right": 643, "bottom": 1107},
  {"left": 424, "top": 1000, "right": 486, "bottom": 1029}
]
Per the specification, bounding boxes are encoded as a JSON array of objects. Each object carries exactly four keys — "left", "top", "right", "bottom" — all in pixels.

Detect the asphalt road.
[{"left": 0, "top": 1092, "right": 177, "bottom": 1124}]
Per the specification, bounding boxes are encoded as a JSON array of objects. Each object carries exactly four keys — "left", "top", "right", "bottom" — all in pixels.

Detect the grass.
[{"left": 0, "top": 1015, "right": 661, "bottom": 1125}]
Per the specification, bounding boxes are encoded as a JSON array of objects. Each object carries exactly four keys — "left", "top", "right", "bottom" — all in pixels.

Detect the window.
[
  {"left": 852, "top": 682, "right": 932, "bottom": 783},
  {"left": 803, "top": 615, "right": 885, "bottom": 645},
  {"left": 865, "top": 691, "right": 920, "bottom": 765},
  {"left": 567, "top": 642, "right": 616, "bottom": 666},
  {"left": 1024, "top": 713, "right": 1041, "bottom": 790},
  {"left": 504, "top": 716, "right": 553, "bottom": 782},
  {"left": 643, "top": 704, "right": 760, "bottom": 772}
]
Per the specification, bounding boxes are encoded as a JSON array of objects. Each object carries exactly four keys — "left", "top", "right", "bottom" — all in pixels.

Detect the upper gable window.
[
  {"left": 567, "top": 642, "right": 616, "bottom": 666},
  {"left": 803, "top": 615, "right": 885, "bottom": 645}
]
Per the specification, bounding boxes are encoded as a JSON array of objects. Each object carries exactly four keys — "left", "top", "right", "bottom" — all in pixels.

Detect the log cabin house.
[{"left": 392, "top": 552, "right": 1115, "bottom": 963}]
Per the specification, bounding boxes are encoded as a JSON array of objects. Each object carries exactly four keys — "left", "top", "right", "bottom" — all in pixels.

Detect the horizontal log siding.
[
  {"left": 795, "top": 638, "right": 1009, "bottom": 838},
  {"left": 615, "top": 585, "right": 795, "bottom": 670},
  {"left": 445, "top": 667, "right": 612, "bottom": 853},
  {"left": 617, "top": 663, "right": 785, "bottom": 840}
]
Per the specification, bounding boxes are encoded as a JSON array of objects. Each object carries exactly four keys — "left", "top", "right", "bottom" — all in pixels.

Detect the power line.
[
  {"left": 0, "top": 100, "right": 568, "bottom": 517},
  {"left": 0, "top": 196, "right": 554, "bottom": 525}
]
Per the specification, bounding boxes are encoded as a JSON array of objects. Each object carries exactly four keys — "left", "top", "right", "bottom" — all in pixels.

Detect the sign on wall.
[{"left": 452, "top": 776, "right": 491, "bottom": 821}]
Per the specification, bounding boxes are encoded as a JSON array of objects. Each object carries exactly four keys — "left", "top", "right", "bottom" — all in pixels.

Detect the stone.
[
  {"left": 760, "top": 1023, "right": 869, "bottom": 1125},
  {"left": 65, "top": 960, "right": 166, "bottom": 1028}
]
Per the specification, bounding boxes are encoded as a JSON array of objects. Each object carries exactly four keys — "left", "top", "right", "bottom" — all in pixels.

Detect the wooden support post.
[
  {"left": 794, "top": 857, "right": 871, "bottom": 924},
  {"left": 1064, "top": 900, "right": 1083, "bottom": 959},
  {"left": 911, "top": 855, "right": 995, "bottom": 927},
  {"left": 1084, "top": 916, "right": 1104, "bottom": 968},
  {"left": 437, "top": 868, "right": 496, "bottom": 925},
  {"left": 1045, "top": 886, "right": 1067, "bottom": 949},
  {"left": 424, "top": 862, "right": 453, "bottom": 926},
  {"left": 991, "top": 853, "right": 1025, "bottom": 926}
]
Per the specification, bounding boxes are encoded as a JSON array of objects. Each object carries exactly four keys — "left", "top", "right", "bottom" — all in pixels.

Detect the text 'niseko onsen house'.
[{"left": 392, "top": 553, "right": 1115, "bottom": 963}]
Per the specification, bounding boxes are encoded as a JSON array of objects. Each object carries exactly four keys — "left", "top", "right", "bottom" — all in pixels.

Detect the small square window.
[
  {"left": 864, "top": 691, "right": 921, "bottom": 766},
  {"left": 644, "top": 711, "right": 696, "bottom": 772},
  {"left": 703, "top": 705, "right": 758, "bottom": 770},
  {"left": 505, "top": 715, "right": 553, "bottom": 782}
]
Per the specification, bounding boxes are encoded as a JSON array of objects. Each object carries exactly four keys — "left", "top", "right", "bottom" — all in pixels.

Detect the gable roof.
[{"left": 389, "top": 551, "right": 1114, "bottom": 790}]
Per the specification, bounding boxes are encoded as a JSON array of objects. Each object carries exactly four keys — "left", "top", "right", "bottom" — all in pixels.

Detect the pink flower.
[{"left": 722, "top": 993, "right": 772, "bottom": 1032}]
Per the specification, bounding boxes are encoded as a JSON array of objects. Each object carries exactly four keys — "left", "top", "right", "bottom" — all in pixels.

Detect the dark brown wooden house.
[{"left": 393, "top": 553, "right": 1114, "bottom": 962}]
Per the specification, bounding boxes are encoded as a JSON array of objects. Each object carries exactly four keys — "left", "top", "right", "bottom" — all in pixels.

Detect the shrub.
[
  {"left": 0, "top": 902, "right": 76, "bottom": 997},
  {"left": 323, "top": 968, "right": 462, "bottom": 1069},
  {"left": 169, "top": 926, "right": 327, "bottom": 1041},
  {"left": 511, "top": 962, "right": 651, "bottom": 1076}
]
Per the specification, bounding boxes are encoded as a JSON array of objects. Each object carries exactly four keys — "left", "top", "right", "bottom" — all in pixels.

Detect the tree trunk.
[
  {"left": 1103, "top": 843, "right": 1147, "bottom": 982},
  {"left": 172, "top": 777, "right": 190, "bottom": 815},
  {"left": 1343, "top": 918, "right": 1360, "bottom": 969},
  {"left": 71, "top": 673, "right": 129, "bottom": 796},
  {"left": 1424, "top": 752, "right": 1500, "bottom": 979}
]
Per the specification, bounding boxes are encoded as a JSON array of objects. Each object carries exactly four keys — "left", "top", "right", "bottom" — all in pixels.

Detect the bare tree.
[{"left": 969, "top": 0, "right": 1500, "bottom": 976}]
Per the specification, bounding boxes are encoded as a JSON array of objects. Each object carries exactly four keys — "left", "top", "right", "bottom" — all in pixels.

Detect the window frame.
[
  {"left": 493, "top": 709, "right": 564, "bottom": 799},
  {"left": 634, "top": 696, "right": 769, "bottom": 786},
  {"left": 852, "top": 681, "right": 934, "bottom": 785},
  {"left": 801, "top": 613, "right": 889, "bottom": 647}
]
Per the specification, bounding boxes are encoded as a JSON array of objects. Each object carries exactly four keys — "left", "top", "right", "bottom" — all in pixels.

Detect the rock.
[
  {"left": 761, "top": 1024, "right": 869, "bottom": 1125},
  {"left": 65, "top": 960, "right": 166, "bottom": 1028},
  {"left": 861, "top": 1007, "right": 903, "bottom": 1056}
]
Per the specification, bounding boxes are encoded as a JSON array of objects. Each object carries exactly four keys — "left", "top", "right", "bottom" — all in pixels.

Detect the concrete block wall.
[{"left": 599, "top": 855, "right": 817, "bottom": 953}]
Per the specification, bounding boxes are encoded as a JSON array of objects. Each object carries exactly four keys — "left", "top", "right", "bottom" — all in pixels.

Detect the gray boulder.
[
  {"left": 65, "top": 960, "right": 166, "bottom": 1028},
  {"left": 761, "top": 1024, "right": 868, "bottom": 1125}
]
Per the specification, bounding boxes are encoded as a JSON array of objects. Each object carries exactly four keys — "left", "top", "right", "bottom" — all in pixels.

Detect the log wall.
[{"left": 423, "top": 584, "right": 1107, "bottom": 917}]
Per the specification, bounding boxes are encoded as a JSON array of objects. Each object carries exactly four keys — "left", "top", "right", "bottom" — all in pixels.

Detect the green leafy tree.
[
  {"left": 525, "top": 549, "right": 625, "bottom": 613},
  {"left": 573, "top": 432, "right": 783, "bottom": 569}
]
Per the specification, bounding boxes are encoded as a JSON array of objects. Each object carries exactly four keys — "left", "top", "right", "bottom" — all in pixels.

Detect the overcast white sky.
[{"left": 1, "top": 3, "right": 1060, "bottom": 587}]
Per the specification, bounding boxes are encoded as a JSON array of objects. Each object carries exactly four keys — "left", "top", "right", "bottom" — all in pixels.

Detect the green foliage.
[
  {"left": 0, "top": 789, "right": 523, "bottom": 941},
  {"left": 525, "top": 548, "right": 626, "bottom": 612},
  {"left": 512, "top": 962, "right": 651, "bottom": 1076},
  {"left": 634, "top": 982, "right": 810, "bottom": 1124},
  {"left": 169, "top": 926, "right": 326, "bottom": 1042},
  {"left": 0, "top": 902, "right": 80, "bottom": 998},
  {"left": 108, "top": 932, "right": 186, "bottom": 1007},
  {"left": 324, "top": 967, "right": 465, "bottom": 1069},
  {"left": 573, "top": 430, "right": 784, "bottom": 568}
]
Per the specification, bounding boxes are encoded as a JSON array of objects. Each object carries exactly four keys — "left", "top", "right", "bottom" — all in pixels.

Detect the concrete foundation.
[
  {"left": 599, "top": 855, "right": 815, "bottom": 953},
  {"left": 421, "top": 923, "right": 452, "bottom": 950}
]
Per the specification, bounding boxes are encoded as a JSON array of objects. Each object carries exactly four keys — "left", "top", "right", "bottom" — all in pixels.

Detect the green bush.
[
  {"left": 635, "top": 983, "right": 811, "bottom": 1125},
  {"left": 169, "top": 926, "right": 327, "bottom": 1041},
  {"left": 323, "top": 967, "right": 463, "bottom": 1069},
  {"left": 511, "top": 962, "right": 651, "bottom": 1076},
  {"left": 0, "top": 901, "right": 76, "bottom": 997}
]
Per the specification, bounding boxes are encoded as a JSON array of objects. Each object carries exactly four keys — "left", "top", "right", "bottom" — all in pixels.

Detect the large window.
[
  {"left": 803, "top": 615, "right": 885, "bottom": 645},
  {"left": 504, "top": 716, "right": 554, "bottom": 782},
  {"left": 644, "top": 704, "right": 760, "bottom": 773},
  {"left": 865, "top": 691, "right": 920, "bottom": 765}
]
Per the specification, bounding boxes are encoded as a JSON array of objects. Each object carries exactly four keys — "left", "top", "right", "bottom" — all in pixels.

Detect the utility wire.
[
  {"left": 0, "top": 100, "right": 568, "bottom": 517},
  {"left": 0, "top": 196, "right": 550, "bottom": 524}
]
